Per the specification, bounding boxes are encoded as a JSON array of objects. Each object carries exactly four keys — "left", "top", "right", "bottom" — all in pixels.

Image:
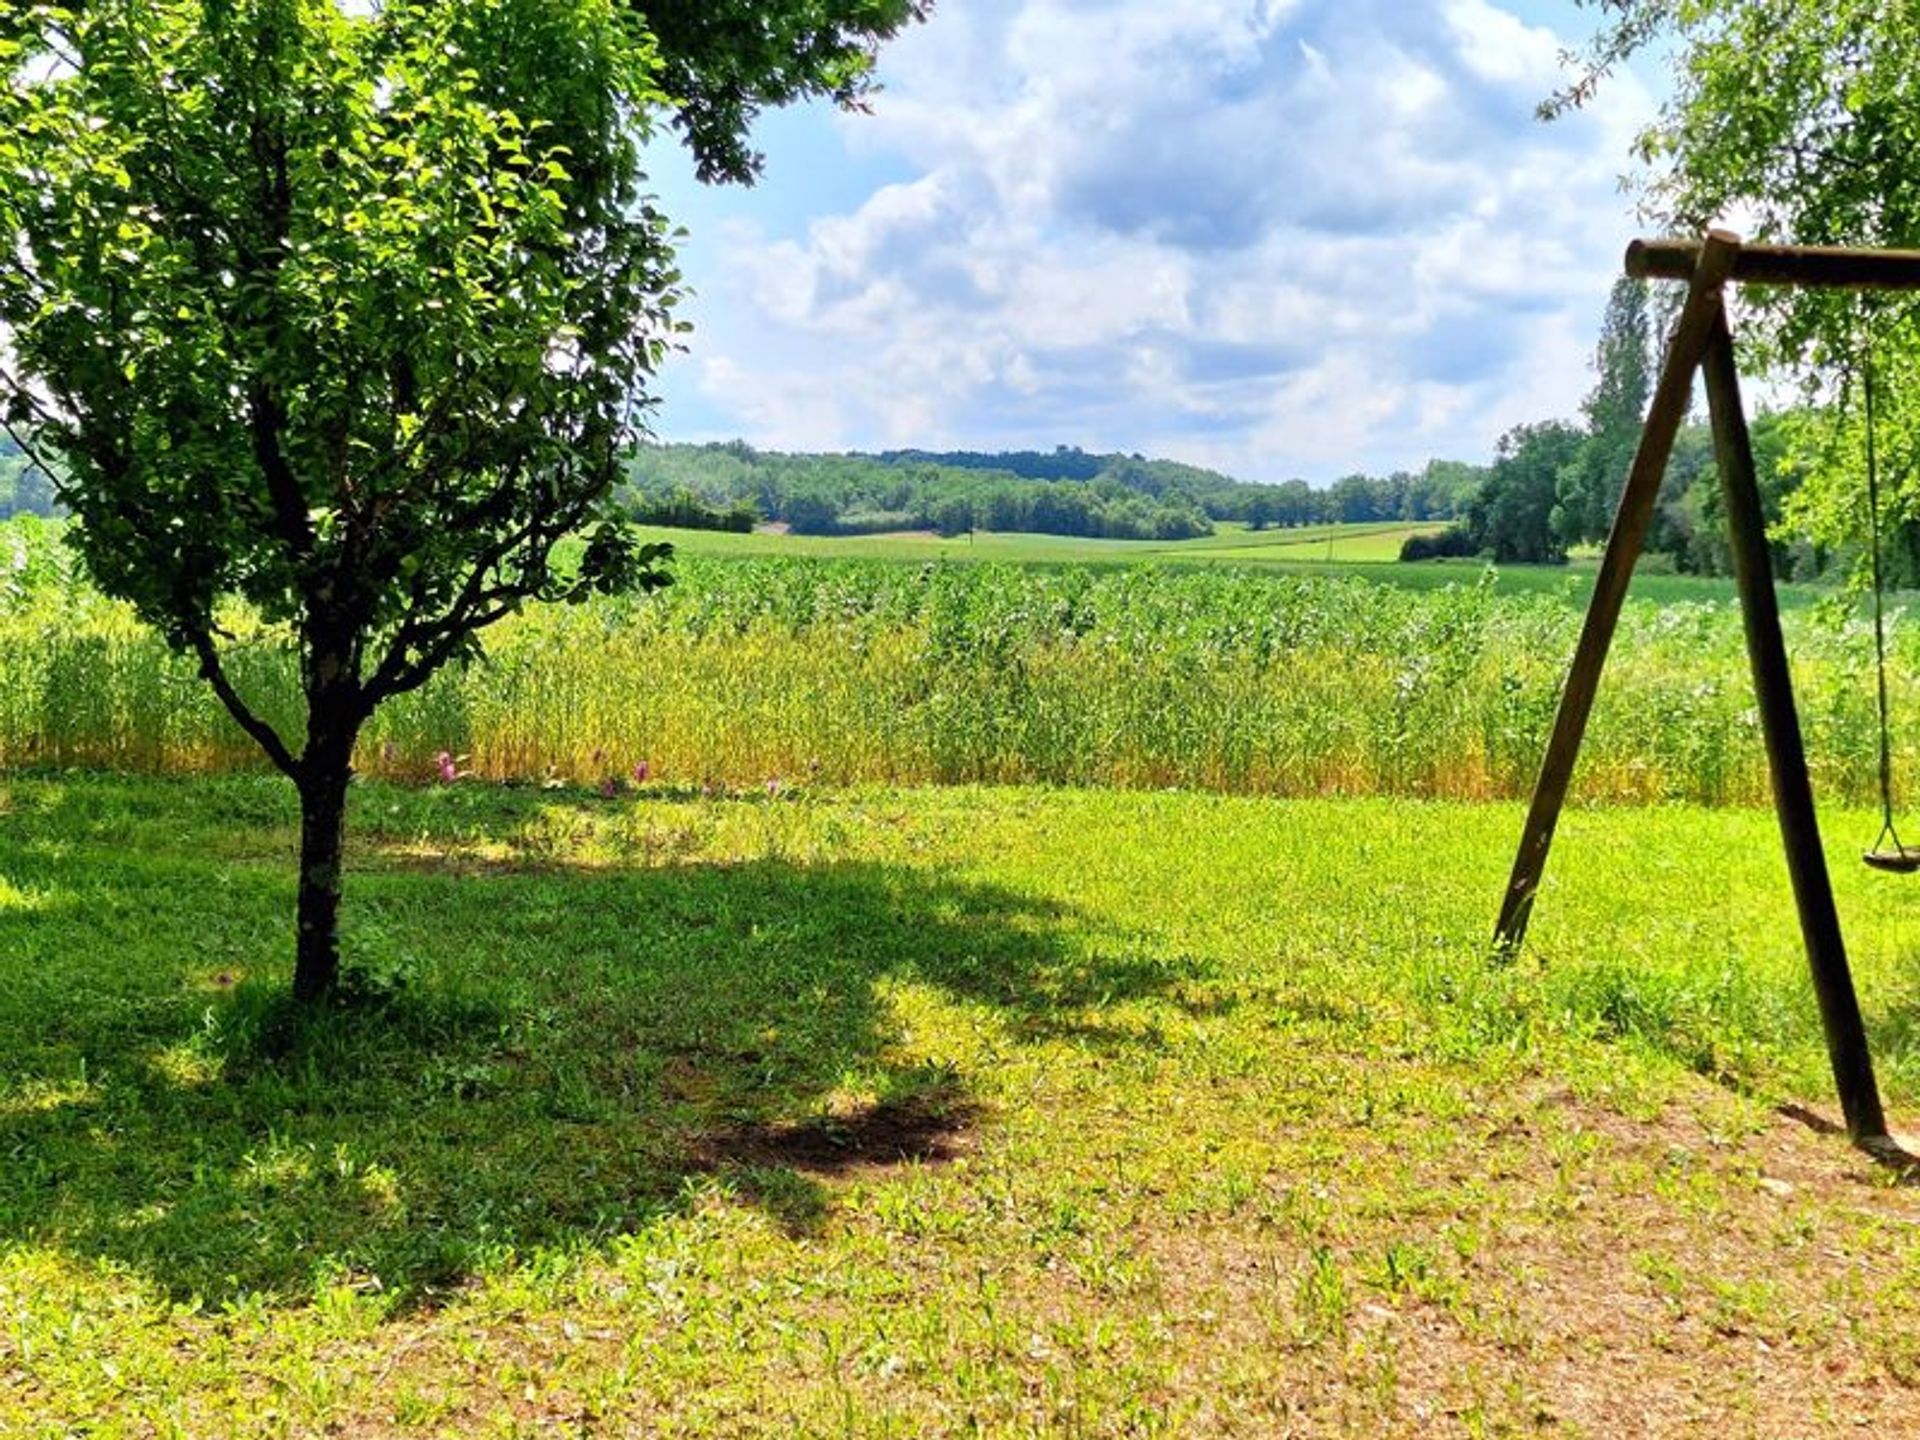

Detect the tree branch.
[
  {"left": 247, "top": 383, "right": 317, "bottom": 561},
  {"left": 185, "top": 627, "right": 301, "bottom": 778},
  {"left": 360, "top": 469, "right": 602, "bottom": 705},
  {"left": 372, "top": 597, "right": 520, "bottom": 700}
]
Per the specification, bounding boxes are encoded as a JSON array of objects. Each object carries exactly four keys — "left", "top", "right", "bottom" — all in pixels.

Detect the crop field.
[
  {"left": 575, "top": 520, "right": 1818, "bottom": 608},
  {"left": 650, "top": 520, "right": 1767, "bottom": 597},
  {"left": 8, "top": 778, "right": 1920, "bottom": 1434},
  {"left": 0, "top": 518, "right": 1901, "bottom": 807}
]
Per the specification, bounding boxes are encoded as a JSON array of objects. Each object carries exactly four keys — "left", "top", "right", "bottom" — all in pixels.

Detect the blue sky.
[{"left": 642, "top": 0, "right": 1665, "bottom": 484}]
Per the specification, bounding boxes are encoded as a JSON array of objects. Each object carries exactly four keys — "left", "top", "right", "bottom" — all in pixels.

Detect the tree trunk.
[{"left": 293, "top": 753, "right": 352, "bottom": 1003}]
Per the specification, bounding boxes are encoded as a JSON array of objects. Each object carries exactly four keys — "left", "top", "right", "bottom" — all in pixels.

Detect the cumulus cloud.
[{"left": 658, "top": 0, "right": 1659, "bottom": 481}]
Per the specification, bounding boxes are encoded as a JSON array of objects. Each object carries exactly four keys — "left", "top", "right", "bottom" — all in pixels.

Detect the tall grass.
[{"left": 0, "top": 517, "right": 1910, "bottom": 805}]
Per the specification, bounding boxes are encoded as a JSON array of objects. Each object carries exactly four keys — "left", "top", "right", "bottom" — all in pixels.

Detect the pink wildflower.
[
  {"left": 435, "top": 751, "right": 457, "bottom": 783},
  {"left": 632, "top": 760, "right": 650, "bottom": 784},
  {"left": 598, "top": 776, "right": 618, "bottom": 799}
]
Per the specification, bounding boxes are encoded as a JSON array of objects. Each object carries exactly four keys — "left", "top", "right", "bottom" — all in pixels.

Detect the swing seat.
[{"left": 1864, "top": 844, "right": 1920, "bottom": 874}]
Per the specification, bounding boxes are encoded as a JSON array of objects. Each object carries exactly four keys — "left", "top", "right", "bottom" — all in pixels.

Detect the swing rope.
[{"left": 1861, "top": 332, "right": 1918, "bottom": 869}]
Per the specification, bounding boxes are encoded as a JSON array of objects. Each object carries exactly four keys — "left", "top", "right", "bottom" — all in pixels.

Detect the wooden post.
[
  {"left": 1492, "top": 232, "right": 1741, "bottom": 953},
  {"left": 1701, "top": 308, "right": 1889, "bottom": 1143}
]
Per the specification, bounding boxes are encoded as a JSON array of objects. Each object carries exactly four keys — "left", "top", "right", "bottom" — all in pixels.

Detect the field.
[
  {"left": 11, "top": 516, "right": 1920, "bottom": 1433},
  {"left": 652, "top": 519, "right": 1451, "bottom": 567},
  {"left": 652, "top": 522, "right": 1788, "bottom": 607},
  {"left": 0, "top": 517, "right": 1900, "bottom": 808},
  {"left": 8, "top": 777, "right": 1920, "bottom": 1434}
]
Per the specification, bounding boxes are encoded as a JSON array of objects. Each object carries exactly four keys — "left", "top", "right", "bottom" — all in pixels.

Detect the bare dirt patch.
[
  {"left": 1101, "top": 1080, "right": 1920, "bottom": 1435},
  {"left": 696, "top": 1090, "right": 978, "bottom": 1176}
]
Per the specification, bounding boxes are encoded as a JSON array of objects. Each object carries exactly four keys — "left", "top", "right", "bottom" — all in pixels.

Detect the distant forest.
[{"left": 620, "top": 442, "right": 1487, "bottom": 541}]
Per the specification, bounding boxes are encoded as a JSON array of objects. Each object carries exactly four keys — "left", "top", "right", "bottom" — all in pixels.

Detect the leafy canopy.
[
  {"left": 0, "top": 0, "right": 681, "bottom": 771},
  {"left": 645, "top": 0, "right": 931, "bottom": 183},
  {"left": 1552, "top": 0, "right": 1920, "bottom": 563}
]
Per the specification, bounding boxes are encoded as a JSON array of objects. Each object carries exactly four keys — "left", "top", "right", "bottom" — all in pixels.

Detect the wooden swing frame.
[{"left": 1494, "top": 228, "right": 1920, "bottom": 1151}]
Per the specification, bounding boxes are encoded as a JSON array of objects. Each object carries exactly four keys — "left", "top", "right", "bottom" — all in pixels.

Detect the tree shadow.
[{"left": 0, "top": 784, "right": 1202, "bottom": 1311}]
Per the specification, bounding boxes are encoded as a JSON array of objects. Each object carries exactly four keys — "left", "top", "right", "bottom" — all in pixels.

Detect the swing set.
[{"left": 1494, "top": 229, "right": 1920, "bottom": 1153}]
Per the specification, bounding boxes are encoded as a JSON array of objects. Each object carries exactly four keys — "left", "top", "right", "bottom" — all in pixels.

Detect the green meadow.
[{"left": 7, "top": 778, "right": 1920, "bottom": 1435}]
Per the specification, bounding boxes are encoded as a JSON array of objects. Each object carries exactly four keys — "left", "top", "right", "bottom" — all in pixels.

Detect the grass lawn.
[{"left": 8, "top": 776, "right": 1920, "bottom": 1434}]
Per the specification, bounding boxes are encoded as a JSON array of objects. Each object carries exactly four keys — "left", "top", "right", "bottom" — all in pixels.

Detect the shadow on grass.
[{"left": 0, "top": 780, "right": 1199, "bottom": 1311}]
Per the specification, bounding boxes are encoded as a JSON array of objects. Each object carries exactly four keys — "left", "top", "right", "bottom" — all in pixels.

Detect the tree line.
[{"left": 621, "top": 442, "right": 1488, "bottom": 541}]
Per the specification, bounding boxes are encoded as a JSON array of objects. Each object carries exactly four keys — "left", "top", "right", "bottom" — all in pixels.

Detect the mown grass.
[
  {"left": 8, "top": 775, "right": 1920, "bottom": 1433},
  {"left": 646, "top": 520, "right": 1447, "bottom": 568}
]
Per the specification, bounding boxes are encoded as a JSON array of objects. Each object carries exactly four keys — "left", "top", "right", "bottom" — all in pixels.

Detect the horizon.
[{"left": 632, "top": 435, "right": 1488, "bottom": 490}]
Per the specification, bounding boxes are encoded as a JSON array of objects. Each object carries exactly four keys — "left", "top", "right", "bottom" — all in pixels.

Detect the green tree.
[
  {"left": 1466, "top": 422, "right": 1585, "bottom": 564},
  {"left": 0, "top": 0, "right": 919, "bottom": 1002},
  {"left": 646, "top": 0, "right": 930, "bottom": 183},
  {"left": 1554, "top": 277, "right": 1654, "bottom": 549},
  {"left": 0, "top": 0, "right": 676, "bottom": 1001},
  {"left": 1551, "top": 2, "right": 1920, "bottom": 259},
  {"left": 1550, "top": 1, "right": 1920, "bottom": 561},
  {"left": 1412, "top": 459, "right": 1486, "bottom": 520}
]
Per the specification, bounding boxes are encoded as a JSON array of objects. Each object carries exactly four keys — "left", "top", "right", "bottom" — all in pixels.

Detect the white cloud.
[
  {"left": 1297, "top": 39, "right": 1332, "bottom": 85},
  {"left": 662, "top": 0, "right": 1662, "bottom": 481},
  {"left": 1444, "top": 0, "right": 1564, "bottom": 85}
]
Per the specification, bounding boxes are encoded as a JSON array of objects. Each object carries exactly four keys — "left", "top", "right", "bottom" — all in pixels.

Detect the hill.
[{"left": 621, "top": 441, "right": 1486, "bottom": 542}]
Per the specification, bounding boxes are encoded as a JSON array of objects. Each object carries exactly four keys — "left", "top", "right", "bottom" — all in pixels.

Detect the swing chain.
[{"left": 1861, "top": 319, "right": 1916, "bottom": 868}]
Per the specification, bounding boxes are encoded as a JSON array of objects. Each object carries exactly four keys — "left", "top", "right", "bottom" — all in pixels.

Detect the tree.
[
  {"left": 645, "top": 0, "right": 930, "bottom": 183},
  {"left": 1327, "top": 473, "right": 1378, "bottom": 523},
  {"left": 1465, "top": 422, "right": 1585, "bottom": 564},
  {"left": 0, "top": 0, "right": 921, "bottom": 1002},
  {"left": 1413, "top": 459, "right": 1487, "bottom": 520},
  {"left": 1554, "top": 277, "right": 1654, "bottom": 549},
  {"left": 1550, "top": 2, "right": 1920, "bottom": 258},
  {"left": 0, "top": 0, "right": 678, "bottom": 1002},
  {"left": 928, "top": 493, "right": 974, "bottom": 538},
  {"left": 783, "top": 491, "right": 843, "bottom": 535},
  {"left": 1549, "top": 1, "right": 1920, "bottom": 562}
]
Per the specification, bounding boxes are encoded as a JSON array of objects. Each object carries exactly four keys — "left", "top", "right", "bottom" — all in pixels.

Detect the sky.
[{"left": 641, "top": 0, "right": 1667, "bottom": 485}]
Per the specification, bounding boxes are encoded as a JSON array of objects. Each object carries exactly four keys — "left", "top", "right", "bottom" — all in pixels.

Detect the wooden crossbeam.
[{"left": 1630, "top": 233, "right": 1920, "bottom": 291}]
